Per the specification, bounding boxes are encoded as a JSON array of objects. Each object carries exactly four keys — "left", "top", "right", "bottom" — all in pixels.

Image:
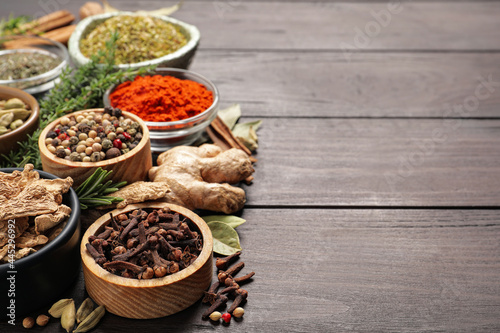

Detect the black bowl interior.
[{"left": 0, "top": 168, "right": 81, "bottom": 318}]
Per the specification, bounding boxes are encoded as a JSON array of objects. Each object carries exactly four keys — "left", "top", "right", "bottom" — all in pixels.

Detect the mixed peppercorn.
[{"left": 44, "top": 106, "right": 143, "bottom": 162}]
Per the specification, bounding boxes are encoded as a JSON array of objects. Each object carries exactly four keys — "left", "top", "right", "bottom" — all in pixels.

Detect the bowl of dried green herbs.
[
  {"left": 0, "top": 35, "right": 69, "bottom": 94},
  {"left": 68, "top": 12, "right": 200, "bottom": 70}
]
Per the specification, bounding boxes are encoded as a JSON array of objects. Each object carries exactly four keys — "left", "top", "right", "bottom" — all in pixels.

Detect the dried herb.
[
  {"left": 0, "top": 51, "right": 61, "bottom": 80},
  {"left": 203, "top": 215, "right": 246, "bottom": 229},
  {"left": 217, "top": 103, "right": 262, "bottom": 152},
  {"left": 80, "top": 15, "right": 187, "bottom": 65}
]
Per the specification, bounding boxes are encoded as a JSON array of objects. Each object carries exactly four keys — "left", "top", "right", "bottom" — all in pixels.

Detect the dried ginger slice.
[
  {"left": 0, "top": 217, "right": 29, "bottom": 247},
  {"left": 16, "top": 233, "right": 49, "bottom": 249},
  {"left": 0, "top": 164, "right": 39, "bottom": 200},
  {"left": 96, "top": 181, "right": 170, "bottom": 209},
  {"left": 0, "top": 176, "right": 73, "bottom": 220},
  {"left": 0, "top": 245, "right": 7, "bottom": 261},
  {"left": 35, "top": 204, "right": 72, "bottom": 234}
]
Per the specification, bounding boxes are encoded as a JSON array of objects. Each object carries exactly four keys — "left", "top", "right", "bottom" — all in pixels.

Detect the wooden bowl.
[
  {"left": 0, "top": 85, "right": 40, "bottom": 157},
  {"left": 38, "top": 108, "right": 152, "bottom": 187},
  {"left": 80, "top": 203, "right": 213, "bottom": 319}
]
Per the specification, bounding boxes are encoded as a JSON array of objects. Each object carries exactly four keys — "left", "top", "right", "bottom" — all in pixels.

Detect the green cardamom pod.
[
  {"left": 0, "top": 112, "right": 13, "bottom": 127},
  {"left": 76, "top": 298, "right": 94, "bottom": 324},
  {"left": 73, "top": 305, "right": 105, "bottom": 333},
  {"left": 48, "top": 298, "right": 73, "bottom": 318},
  {"left": 4, "top": 98, "right": 25, "bottom": 110},
  {"left": 61, "top": 299, "right": 76, "bottom": 333}
]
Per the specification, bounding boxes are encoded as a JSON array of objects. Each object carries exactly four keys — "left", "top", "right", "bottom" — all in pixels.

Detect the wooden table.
[{"left": 2, "top": 0, "right": 500, "bottom": 331}]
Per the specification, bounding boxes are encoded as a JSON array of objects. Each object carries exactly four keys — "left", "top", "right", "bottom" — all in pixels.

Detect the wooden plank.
[
  {"left": 2, "top": 1, "right": 500, "bottom": 51},
  {"left": 190, "top": 51, "right": 500, "bottom": 118},
  {"left": 2, "top": 208, "right": 499, "bottom": 332},
  {"left": 243, "top": 117, "right": 500, "bottom": 207}
]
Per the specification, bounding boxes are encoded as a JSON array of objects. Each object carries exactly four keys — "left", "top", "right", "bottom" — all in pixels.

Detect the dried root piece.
[
  {"left": 0, "top": 217, "right": 29, "bottom": 247},
  {"left": 35, "top": 204, "right": 72, "bottom": 234},
  {"left": 150, "top": 144, "right": 254, "bottom": 214},
  {"left": 97, "top": 181, "right": 170, "bottom": 209},
  {"left": 16, "top": 233, "right": 48, "bottom": 249}
]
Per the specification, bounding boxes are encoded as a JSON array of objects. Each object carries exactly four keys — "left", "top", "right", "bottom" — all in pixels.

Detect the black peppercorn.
[
  {"left": 46, "top": 131, "right": 58, "bottom": 139},
  {"left": 77, "top": 123, "right": 91, "bottom": 133},
  {"left": 104, "top": 106, "right": 113, "bottom": 115},
  {"left": 55, "top": 148, "right": 66, "bottom": 158},
  {"left": 135, "top": 132, "right": 143, "bottom": 141},
  {"left": 105, "top": 147, "right": 121, "bottom": 159},
  {"left": 112, "top": 108, "right": 122, "bottom": 118},
  {"left": 117, "top": 134, "right": 126, "bottom": 142},
  {"left": 51, "top": 138, "right": 61, "bottom": 147}
]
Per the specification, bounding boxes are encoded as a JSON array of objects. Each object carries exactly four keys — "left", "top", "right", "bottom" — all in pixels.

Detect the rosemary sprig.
[
  {"left": 76, "top": 167, "right": 127, "bottom": 210},
  {"left": 0, "top": 32, "right": 156, "bottom": 168}
]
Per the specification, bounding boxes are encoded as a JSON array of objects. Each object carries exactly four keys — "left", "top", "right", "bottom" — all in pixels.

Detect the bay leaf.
[
  {"left": 218, "top": 104, "right": 242, "bottom": 130},
  {"left": 203, "top": 215, "right": 246, "bottom": 228},
  {"left": 208, "top": 221, "right": 242, "bottom": 256},
  {"left": 232, "top": 120, "right": 262, "bottom": 151}
]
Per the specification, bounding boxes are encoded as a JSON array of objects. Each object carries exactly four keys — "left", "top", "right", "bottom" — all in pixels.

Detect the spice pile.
[
  {"left": 44, "top": 106, "right": 143, "bottom": 162},
  {"left": 0, "top": 51, "right": 61, "bottom": 81},
  {"left": 202, "top": 251, "right": 254, "bottom": 323},
  {"left": 86, "top": 207, "right": 203, "bottom": 279},
  {"left": 109, "top": 74, "right": 214, "bottom": 123},
  {"left": 0, "top": 164, "right": 72, "bottom": 263},
  {"left": 0, "top": 97, "right": 31, "bottom": 136},
  {"left": 80, "top": 15, "right": 187, "bottom": 65}
]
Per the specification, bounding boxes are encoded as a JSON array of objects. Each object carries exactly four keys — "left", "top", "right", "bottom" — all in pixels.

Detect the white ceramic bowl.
[{"left": 68, "top": 12, "right": 200, "bottom": 70}]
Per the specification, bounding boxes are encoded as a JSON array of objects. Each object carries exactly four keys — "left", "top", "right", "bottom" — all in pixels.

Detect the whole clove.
[
  {"left": 216, "top": 251, "right": 241, "bottom": 270},
  {"left": 202, "top": 294, "right": 228, "bottom": 320},
  {"left": 86, "top": 208, "right": 203, "bottom": 279}
]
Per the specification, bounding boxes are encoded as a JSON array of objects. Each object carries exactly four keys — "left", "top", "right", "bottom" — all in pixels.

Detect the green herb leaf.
[
  {"left": 218, "top": 104, "right": 241, "bottom": 130},
  {"left": 207, "top": 221, "right": 242, "bottom": 256},
  {"left": 203, "top": 215, "right": 246, "bottom": 229}
]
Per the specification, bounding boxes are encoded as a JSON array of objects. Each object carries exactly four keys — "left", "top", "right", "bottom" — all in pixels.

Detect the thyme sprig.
[
  {"left": 76, "top": 167, "right": 126, "bottom": 210},
  {"left": 0, "top": 32, "right": 156, "bottom": 168}
]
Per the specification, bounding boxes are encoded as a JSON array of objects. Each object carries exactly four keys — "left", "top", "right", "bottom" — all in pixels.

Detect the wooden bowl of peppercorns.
[
  {"left": 38, "top": 107, "right": 152, "bottom": 187},
  {"left": 80, "top": 202, "right": 213, "bottom": 319}
]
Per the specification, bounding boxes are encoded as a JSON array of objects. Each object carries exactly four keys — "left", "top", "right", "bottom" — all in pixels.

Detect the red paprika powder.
[{"left": 109, "top": 75, "right": 214, "bottom": 122}]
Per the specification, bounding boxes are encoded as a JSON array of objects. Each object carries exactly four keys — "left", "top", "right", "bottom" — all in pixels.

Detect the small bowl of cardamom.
[
  {"left": 68, "top": 12, "right": 200, "bottom": 70},
  {"left": 0, "top": 85, "right": 40, "bottom": 158},
  {"left": 80, "top": 202, "right": 213, "bottom": 319}
]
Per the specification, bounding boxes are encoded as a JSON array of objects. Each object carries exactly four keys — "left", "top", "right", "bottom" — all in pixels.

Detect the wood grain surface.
[{"left": 1, "top": 0, "right": 499, "bottom": 332}]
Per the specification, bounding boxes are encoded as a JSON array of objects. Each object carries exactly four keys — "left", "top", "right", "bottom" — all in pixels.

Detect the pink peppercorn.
[{"left": 113, "top": 138, "right": 122, "bottom": 149}]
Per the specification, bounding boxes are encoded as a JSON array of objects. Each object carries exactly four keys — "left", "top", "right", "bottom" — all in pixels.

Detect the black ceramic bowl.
[{"left": 0, "top": 168, "right": 81, "bottom": 317}]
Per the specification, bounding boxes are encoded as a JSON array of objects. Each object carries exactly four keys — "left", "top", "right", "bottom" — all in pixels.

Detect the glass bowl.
[
  {"left": 69, "top": 12, "right": 200, "bottom": 70},
  {"left": 0, "top": 35, "right": 69, "bottom": 94},
  {"left": 104, "top": 68, "right": 219, "bottom": 152}
]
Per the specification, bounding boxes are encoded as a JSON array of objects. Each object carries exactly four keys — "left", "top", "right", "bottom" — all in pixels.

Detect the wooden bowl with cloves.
[{"left": 80, "top": 202, "right": 213, "bottom": 319}]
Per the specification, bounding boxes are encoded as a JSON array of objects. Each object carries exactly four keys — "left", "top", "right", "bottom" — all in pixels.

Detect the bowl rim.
[
  {"left": 38, "top": 108, "right": 150, "bottom": 167},
  {"left": 0, "top": 35, "right": 69, "bottom": 87},
  {"left": 80, "top": 202, "right": 213, "bottom": 288},
  {"left": 105, "top": 67, "right": 220, "bottom": 129},
  {"left": 0, "top": 85, "right": 40, "bottom": 142},
  {"left": 68, "top": 11, "right": 200, "bottom": 69},
  {"left": 0, "top": 167, "right": 80, "bottom": 271}
]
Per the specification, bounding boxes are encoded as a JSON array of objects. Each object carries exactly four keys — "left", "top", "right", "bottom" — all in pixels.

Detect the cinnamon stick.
[
  {"left": 209, "top": 116, "right": 254, "bottom": 157},
  {"left": 14, "top": 10, "right": 74, "bottom": 35},
  {"left": 2, "top": 25, "right": 77, "bottom": 49}
]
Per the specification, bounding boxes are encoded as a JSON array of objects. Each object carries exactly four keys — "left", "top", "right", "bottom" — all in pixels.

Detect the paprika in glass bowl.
[{"left": 104, "top": 68, "right": 219, "bottom": 153}]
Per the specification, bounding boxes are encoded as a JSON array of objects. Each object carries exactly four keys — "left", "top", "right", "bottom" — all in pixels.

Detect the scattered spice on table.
[
  {"left": 44, "top": 106, "right": 143, "bottom": 162},
  {"left": 202, "top": 251, "right": 254, "bottom": 322},
  {"left": 0, "top": 51, "right": 61, "bottom": 80},
  {"left": 79, "top": 15, "right": 187, "bottom": 64},
  {"left": 85, "top": 207, "right": 203, "bottom": 279},
  {"left": 109, "top": 75, "right": 214, "bottom": 122}
]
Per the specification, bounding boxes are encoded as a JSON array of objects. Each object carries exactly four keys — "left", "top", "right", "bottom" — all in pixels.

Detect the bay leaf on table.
[
  {"left": 202, "top": 215, "right": 246, "bottom": 228},
  {"left": 232, "top": 120, "right": 262, "bottom": 152},
  {"left": 207, "top": 221, "right": 242, "bottom": 255},
  {"left": 218, "top": 104, "right": 242, "bottom": 130}
]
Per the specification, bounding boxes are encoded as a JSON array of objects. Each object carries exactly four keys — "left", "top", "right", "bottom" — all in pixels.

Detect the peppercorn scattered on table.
[{"left": 2, "top": 0, "right": 500, "bottom": 332}]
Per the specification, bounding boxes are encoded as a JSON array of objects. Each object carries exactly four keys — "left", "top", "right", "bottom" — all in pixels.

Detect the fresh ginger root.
[{"left": 107, "top": 144, "right": 254, "bottom": 214}]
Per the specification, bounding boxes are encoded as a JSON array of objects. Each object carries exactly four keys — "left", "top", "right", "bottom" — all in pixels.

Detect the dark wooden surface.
[{"left": 2, "top": 0, "right": 500, "bottom": 332}]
